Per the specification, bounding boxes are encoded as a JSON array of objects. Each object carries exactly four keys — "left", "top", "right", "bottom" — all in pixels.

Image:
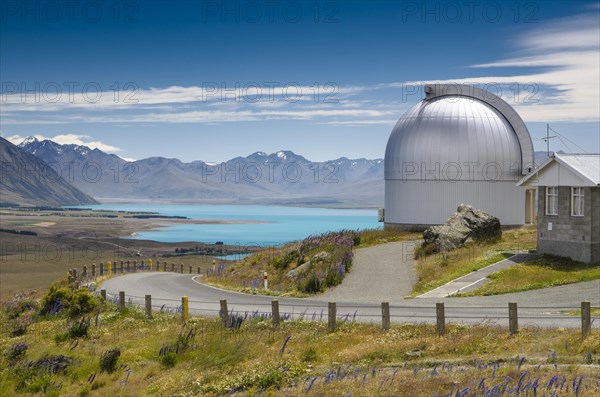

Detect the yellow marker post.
[
  {"left": 149, "top": 259, "right": 153, "bottom": 271},
  {"left": 107, "top": 261, "right": 112, "bottom": 276},
  {"left": 182, "top": 296, "right": 189, "bottom": 322}
]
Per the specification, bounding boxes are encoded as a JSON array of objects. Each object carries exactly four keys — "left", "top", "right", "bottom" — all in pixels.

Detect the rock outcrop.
[{"left": 423, "top": 204, "right": 501, "bottom": 252}]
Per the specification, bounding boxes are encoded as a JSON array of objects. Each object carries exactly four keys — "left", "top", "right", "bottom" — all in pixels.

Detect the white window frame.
[
  {"left": 571, "top": 187, "right": 584, "bottom": 217},
  {"left": 545, "top": 187, "right": 558, "bottom": 216}
]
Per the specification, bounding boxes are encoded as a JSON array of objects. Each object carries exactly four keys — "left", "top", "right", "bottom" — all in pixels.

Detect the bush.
[
  {"left": 39, "top": 285, "right": 98, "bottom": 318},
  {"left": 6, "top": 343, "right": 28, "bottom": 360},
  {"left": 160, "top": 352, "right": 177, "bottom": 367},
  {"left": 67, "top": 289, "right": 98, "bottom": 318},
  {"left": 324, "top": 271, "right": 343, "bottom": 288},
  {"left": 55, "top": 317, "right": 91, "bottom": 342},
  {"left": 301, "top": 346, "right": 318, "bottom": 363},
  {"left": 300, "top": 274, "right": 322, "bottom": 294},
  {"left": 5, "top": 297, "right": 37, "bottom": 319},
  {"left": 39, "top": 285, "right": 70, "bottom": 316},
  {"left": 99, "top": 348, "right": 121, "bottom": 373}
]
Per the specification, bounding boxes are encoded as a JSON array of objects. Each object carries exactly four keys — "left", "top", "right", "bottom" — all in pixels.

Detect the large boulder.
[
  {"left": 423, "top": 204, "right": 501, "bottom": 252},
  {"left": 285, "top": 261, "right": 312, "bottom": 280}
]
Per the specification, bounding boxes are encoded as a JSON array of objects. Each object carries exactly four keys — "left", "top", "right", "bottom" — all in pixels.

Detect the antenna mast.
[{"left": 540, "top": 123, "right": 557, "bottom": 157}]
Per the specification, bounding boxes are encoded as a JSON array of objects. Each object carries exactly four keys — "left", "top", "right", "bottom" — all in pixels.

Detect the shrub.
[
  {"left": 5, "top": 297, "right": 37, "bottom": 319},
  {"left": 160, "top": 352, "right": 177, "bottom": 367},
  {"left": 55, "top": 317, "right": 91, "bottom": 342},
  {"left": 324, "top": 270, "right": 343, "bottom": 288},
  {"left": 39, "top": 285, "right": 98, "bottom": 318},
  {"left": 39, "top": 285, "right": 70, "bottom": 316},
  {"left": 67, "top": 289, "right": 98, "bottom": 318},
  {"left": 6, "top": 342, "right": 28, "bottom": 360},
  {"left": 99, "top": 348, "right": 121, "bottom": 373},
  {"left": 301, "top": 346, "right": 318, "bottom": 363},
  {"left": 300, "top": 274, "right": 322, "bottom": 294}
]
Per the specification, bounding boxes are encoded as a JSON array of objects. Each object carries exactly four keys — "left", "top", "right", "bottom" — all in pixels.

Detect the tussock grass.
[{"left": 1, "top": 285, "right": 599, "bottom": 396}]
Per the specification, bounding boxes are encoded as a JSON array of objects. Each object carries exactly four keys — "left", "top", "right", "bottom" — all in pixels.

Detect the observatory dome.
[{"left": 384, "top": 84, "right": 534, "bottom": 228}]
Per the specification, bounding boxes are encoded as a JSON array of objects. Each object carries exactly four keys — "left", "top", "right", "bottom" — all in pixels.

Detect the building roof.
[{"left": 517, "top": 153, "right": 600, "bottom": 187}]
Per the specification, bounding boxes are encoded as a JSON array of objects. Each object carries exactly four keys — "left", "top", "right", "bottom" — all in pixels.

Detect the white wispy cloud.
[{"left": 1, "top": 13, "right": 597, "bottom": 126}]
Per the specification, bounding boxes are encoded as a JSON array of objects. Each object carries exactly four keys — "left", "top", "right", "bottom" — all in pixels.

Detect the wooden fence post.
[
  {"left": 120, "top": 261, "right": 124, "bottom": 273},
  {"left": 92, "top": 263, "right": 96, "bottom": 278},
  {"left": 100, "top": 262, "right": 104, "bottom": 276},
  {"left": 197, "top": 266, "right": 201, "bottom": 274},
  {"left": 436, "top": 303, "right": 446, "bottom": 336},
  {"left": 163, "top": 262, "right": 167, "bottom": 272},
  {"left": 72, "top": 268, "right": 78, "bottom": 280},
  {"left": 272, "top": 300, "right": 280, "bottom": 328},
  {"left": 100, "top": 289, "right": 106, "bottom": 300},
  {"left": 171, "top": 263, "right": 175, "bottom": 272},
  {"left": 582, "top": 301, "right": 591, "bottom": 338},
  {"left": 126, "top": 260, "right": 130, "bottom": 272},
  {"left": 189, "top": 265, "right": 192, "bottom": 274},
  {"left": 328, "top": 302, "right": 336, "bottom": 332},
  {"left": 509, "top": 302, "right": 518, "bottom": 335},
  {"left": 133, "top": 260, "right": 137, "bottom": 272},
  {"left": 82, "top": 265, "right": 87, "bottom": 278},
  {"left": 145, "top": 295, "right": 152, "bottom": 319},
  {"left": 182, "top": 296, "right": 189, "bottom": 322},
  {"left": 180, "top": 263, "right": 184, "bottom": 273},
  {"left": 118, "top": 291, "right": 125, "bottom": 311},
  {"left": 220, "top": 300, "right": 229, "bottom": 328},
  {"left": 382, "top": 302, "right": 390, "bottom": 331}
]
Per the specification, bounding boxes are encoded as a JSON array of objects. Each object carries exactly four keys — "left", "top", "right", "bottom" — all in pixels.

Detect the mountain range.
[
  {"left": 16, "top": 137, "right": 385, "bottom": 207},
  {"left": 4, "top": 137, "right": 554, "bottom": 208},
  {"left": 0, "top": 137, "right": 98, "bottom": 207}
]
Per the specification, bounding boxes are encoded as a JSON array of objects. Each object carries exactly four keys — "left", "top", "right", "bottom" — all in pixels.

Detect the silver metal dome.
[
  {"left": 385, "top": 96, "right": 523, "bottom": 182},
  {"left": 384, "top": 84, "right": 534, "bottom": 228}
]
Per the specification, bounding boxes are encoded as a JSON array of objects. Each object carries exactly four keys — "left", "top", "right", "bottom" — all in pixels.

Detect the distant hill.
[
  {"left": 18, "top": 138, "right": 384, "bottom": 207},
  {"left": 0, "top": 137, "right": 99, "bottom": 207}
]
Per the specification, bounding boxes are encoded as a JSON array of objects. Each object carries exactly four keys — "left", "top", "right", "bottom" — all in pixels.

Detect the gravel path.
[{"left": 320, "top": 241, "right": 417, "bottom": 303}]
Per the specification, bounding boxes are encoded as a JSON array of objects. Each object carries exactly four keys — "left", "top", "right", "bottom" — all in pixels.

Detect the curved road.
[
  {"left": 102, "top": 241, "right": 599, "bottom": 329},
  {"left": 102, "top": 272, "right": 600, "bottom": 328}
]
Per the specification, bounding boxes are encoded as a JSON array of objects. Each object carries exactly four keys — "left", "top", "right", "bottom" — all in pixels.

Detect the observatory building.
[{"left": 384, "top": 84, "right": 534, "bottom": 229}]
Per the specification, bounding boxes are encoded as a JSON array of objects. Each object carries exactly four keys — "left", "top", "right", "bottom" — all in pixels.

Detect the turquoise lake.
[{"left": 79, "top": 204, "right": 381, "bottom": 246}]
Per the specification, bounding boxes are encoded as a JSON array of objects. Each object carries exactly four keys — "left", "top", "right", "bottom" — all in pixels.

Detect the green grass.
[
  {"left": 412, "top": 226, "right": 537, "bottom": 296},
  {"left": 459, "top": 255, "right": 600, "bottom": 296},
  {"left": 1, "top": 285, "right": 599, "bottom": 396}
]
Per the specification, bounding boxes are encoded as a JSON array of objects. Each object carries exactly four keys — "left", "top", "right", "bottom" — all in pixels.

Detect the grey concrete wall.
[{"left": 537, "top": 186, "right": 599, "bottom": 263}]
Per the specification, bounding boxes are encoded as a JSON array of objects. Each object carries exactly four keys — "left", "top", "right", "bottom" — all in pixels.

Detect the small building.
[{"left": 517, "top": 153, "right": 600, "bottom": 263}]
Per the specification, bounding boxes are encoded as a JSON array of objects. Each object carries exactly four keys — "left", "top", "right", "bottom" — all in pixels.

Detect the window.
[
  {"left": 545, "top": 187, "right": 558, "bottom": 215},
  {"left": 571, "top": 187, "right": 584, "bottom": 216}
]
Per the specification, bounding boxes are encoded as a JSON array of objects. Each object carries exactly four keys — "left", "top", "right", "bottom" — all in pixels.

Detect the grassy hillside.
[{"left": 1, "top": 286, "right": 599, "bottom": 396}]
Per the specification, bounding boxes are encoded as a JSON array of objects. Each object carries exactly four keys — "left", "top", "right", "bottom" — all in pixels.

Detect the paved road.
[
  {"left": 102, "top": 272, "right": 600, "bottom": 329},
  {"left": 417, "top": 253, "right": 533, "bottom": 298},
  {"left": 321, "top": 241, "right": 416, "bottom": 302}
]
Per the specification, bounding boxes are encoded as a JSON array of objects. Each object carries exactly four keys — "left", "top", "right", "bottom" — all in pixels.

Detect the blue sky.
[{"left": 1, "top": 0, "right": 599, "bottom": 162}]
